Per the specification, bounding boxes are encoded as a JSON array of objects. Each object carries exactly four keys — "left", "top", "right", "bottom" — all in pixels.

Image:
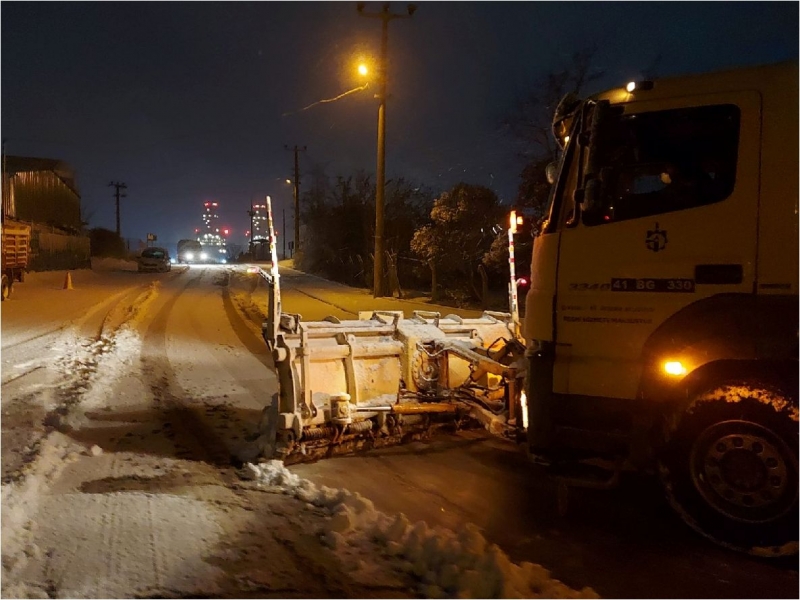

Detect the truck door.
[{"left": 553, "top": 91, "right": 761, "bottom": 400}]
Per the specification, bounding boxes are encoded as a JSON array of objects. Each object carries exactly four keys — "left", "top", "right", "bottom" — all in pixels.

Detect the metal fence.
[{"left": 29, "top": 224, "right": 90, "bottom": 271}]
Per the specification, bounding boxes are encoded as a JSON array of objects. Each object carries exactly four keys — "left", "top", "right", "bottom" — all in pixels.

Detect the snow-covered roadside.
[
  {"left": 90, "top": 256, "right": 138, "bottom": 272},
  {"left": 1, "top": 281, "right": 161, "bottom": 582},
  {"left": 244, "top": 461, "right": 598, "bottom": 599}
]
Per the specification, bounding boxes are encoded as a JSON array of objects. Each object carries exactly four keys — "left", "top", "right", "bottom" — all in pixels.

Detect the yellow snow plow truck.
[
  {"left": 255, "top": 61, "right": 797, "bottom": 558},
  {"left": 523, "top": 61, "right": 797, "bottom": 557}
]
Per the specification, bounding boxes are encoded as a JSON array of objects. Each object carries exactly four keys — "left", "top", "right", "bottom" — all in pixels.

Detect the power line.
[{"left": 281, "top": 83, "right": 370, "bottom": 117}]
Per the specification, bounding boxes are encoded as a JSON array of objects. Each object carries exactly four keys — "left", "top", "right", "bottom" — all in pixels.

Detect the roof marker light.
[{"left": 626, "top": 80, "right": 654, "bottom": 93}]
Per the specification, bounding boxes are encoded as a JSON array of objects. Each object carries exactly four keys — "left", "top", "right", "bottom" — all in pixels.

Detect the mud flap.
[{"left": 526, "top": 341, "right": 555, "bottom": 450}]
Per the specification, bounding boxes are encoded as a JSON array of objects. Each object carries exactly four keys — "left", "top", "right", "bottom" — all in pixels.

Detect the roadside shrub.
[{"left": 89, "top": 228, "right": 126, "bottom": 258}]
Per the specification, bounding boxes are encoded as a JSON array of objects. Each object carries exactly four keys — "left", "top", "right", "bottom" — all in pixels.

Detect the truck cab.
[
  {"left": 177, "top": 239, "right": 203, "bottom": 264},
  {"left": 523, "top": 62, "right": 798, "bottom": 556}
]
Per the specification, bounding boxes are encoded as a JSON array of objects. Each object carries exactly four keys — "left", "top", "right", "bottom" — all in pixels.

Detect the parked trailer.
[{"left": 1, "top": 219, "right": 31, "bottom": 300}]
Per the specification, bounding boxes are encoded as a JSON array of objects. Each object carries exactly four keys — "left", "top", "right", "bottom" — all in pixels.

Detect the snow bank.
[
  {"left": 91, "top": 257, "right": 138, "bottom": 272},
  {"left": 244, "top": 461, "right": 598, "bottom": 599}
]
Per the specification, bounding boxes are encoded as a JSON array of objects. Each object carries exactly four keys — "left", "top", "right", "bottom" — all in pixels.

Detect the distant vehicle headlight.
[
  {"left": 170, "top": 258, "right": 176, "bottom": 264},
  {"left": 200, "top": 252, "right": 209, "bottom": 260},
  {"left": 186, "top": 252, "right": 194, "bottom": 260},
  {"left": 221, "top": 259, "right": 227, "bottom": 264}
]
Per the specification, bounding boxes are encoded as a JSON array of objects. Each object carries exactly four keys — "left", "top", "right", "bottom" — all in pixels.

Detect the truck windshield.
[{"left": 595, "top": 104, "right": 740, "bottom": 223}]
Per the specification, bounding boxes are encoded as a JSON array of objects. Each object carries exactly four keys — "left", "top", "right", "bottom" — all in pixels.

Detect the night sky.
[{"left": 2, "top": 2, "right": 797, "bottom": 251}]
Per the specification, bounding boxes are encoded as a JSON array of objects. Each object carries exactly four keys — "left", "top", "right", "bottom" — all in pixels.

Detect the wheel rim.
[{"left": 690, "top": 419, "right": 798, "bottom": 523}]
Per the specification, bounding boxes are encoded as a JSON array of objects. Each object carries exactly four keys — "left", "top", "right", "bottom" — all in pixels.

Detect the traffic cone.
[{"left": 63, "top": 271, "right": 73, "bottom": 290}]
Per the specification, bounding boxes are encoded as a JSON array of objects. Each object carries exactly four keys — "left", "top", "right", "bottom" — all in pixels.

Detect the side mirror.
[{"left": 545, "top": 162, "right": 557, "bottom": 185}]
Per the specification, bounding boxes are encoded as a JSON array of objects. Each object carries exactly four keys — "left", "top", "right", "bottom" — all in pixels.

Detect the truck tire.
[
  {"left": 1, "top": 274, "right": 9, "bottom": 301},
  {"left": 16, "top": 270, "right": 25, "bottom": 283},
  {"left": 659, "top": 383, "right": 798, "bottom": 557}
]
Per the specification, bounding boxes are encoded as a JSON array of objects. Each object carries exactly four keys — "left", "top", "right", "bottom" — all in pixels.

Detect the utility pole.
[
  {"left": 2, "top": 139, "right": 7, "bottom": 223},
  {"left": 357, "top": 2, "right": 416, "bottom": 297},
  {"left": 247, "top": 198, "right": 256, "bottom": 258},
  {"left": 282, "top": 208, "right": 286, "bottom": 260},
  {"left": 108, "top": 181, "right": 127, "bottom": 237},
  {"left": 284, "top": 145, "right": 306, "bottom": 253}
]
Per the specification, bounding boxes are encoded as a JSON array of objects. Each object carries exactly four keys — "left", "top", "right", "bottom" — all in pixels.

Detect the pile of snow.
[
  {"left": 244, "top": 461, "right": 597, "bottom": 599},
  {"left": 91, "top": 257, "right": 138, "bottom": 272}
]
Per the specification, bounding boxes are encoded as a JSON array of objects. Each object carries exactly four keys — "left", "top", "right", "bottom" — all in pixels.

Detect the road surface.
[{"left": 1, "top": 261, "right": 796, "bottom": 598}]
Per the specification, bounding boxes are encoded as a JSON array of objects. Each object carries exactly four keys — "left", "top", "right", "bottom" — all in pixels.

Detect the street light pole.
[
  {"left": 247, "top": 199, "right": 255, "bottom": 257},
  {"left": 284, "top": 145, "right": 306, "bottom": 253},
  {"left": 358, "top": 2, "right": 416, "bottom": 298}
]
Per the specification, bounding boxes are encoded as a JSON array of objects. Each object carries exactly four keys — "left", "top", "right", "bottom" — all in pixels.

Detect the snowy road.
[{"left": 1, "top": 262, "right": 796, "bottom": 598}]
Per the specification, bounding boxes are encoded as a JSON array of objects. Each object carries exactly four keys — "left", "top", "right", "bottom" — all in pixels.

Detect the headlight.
[
  {"left": 200, "top": 252, "right": 209, "bottom": 260},
  {"left": 663, "top": 361, "right": 687, "bottom": 376},
  {"left": 185, "top": 252, "right": 194, "bottom": 260},
  {"left": 221, "top": 259, "right": 227, "bottom": 264},
  {"left": 170, "top": 258, "right": 176, "bottom": 264}
]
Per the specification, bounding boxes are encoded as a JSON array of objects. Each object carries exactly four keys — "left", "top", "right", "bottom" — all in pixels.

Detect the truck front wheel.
[
  {"left": 1, "top": 274, "right": 9, "bottom": 301},
  {"left": 660, "top": 384, "right": 798, "bottom": 557}
]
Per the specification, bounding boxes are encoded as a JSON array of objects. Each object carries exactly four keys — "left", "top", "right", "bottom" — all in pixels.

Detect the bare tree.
[{"left": 506, "top": 45, "right": 605, "bottom": 164}]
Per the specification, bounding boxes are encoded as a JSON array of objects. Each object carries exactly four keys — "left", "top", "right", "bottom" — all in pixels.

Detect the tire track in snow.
[
  {"left": 140, "top": 269, "right": 240, "bottom": 469},
  {"left": 52, "top": 283, "right": 160, "bottom": 408},
  {"left": 2, "top": 285, "right": 142, "bottom": 389},
  {"left": 2, "top": 283, "right": 159, "bottom": 484},
  {"left": 1, "top": 325, "right": 69, "bottom": 351}
]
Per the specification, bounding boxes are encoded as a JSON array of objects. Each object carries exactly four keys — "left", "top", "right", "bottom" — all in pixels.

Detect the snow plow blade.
[
  {"left": 249, "top": 196, "right": 526, "bottom": 464},
  {"left": 261, "top": 308, "right": 526, "bottom": 464}
]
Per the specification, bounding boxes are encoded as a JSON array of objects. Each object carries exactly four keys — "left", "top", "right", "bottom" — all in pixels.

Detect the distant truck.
[
  {"left": 176, "top": 239, "right": 203, "bottom": 264},
  {"left": 1, "top": 219, "right": 31, "bottom": 300}
]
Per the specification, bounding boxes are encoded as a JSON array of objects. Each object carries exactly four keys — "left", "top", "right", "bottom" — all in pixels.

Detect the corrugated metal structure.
[
  {"left": 3, "top": 156, "right": 82, "bottom": 232},
  {"left": 2, "top": 156, "right": 89, "bottom": 270}
]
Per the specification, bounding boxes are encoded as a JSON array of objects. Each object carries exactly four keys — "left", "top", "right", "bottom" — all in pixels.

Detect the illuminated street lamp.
[{"left": 357, "top": 2, "right": 416, "bottom": 297}]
